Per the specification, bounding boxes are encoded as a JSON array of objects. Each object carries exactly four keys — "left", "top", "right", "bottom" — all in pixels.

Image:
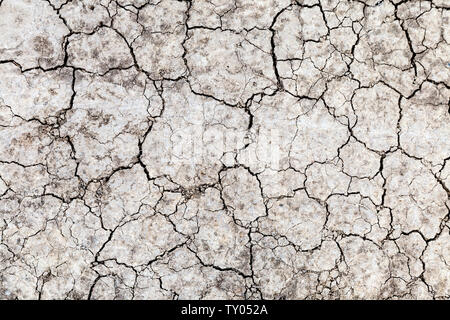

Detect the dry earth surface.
[{"left": 0, "top": 0, "right": 449, "bottom": 299}]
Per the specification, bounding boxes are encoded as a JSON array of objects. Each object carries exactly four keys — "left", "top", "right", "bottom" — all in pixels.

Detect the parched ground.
[{"left": 0, "top": 0, "right": 449, "bottom": 300}]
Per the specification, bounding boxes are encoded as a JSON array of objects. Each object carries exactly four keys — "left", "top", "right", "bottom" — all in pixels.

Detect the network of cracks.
[{"left": 0, "top": 0, "right": 449, "bottom": 299}]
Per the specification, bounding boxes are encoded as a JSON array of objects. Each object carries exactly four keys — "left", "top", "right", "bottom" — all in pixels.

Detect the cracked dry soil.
[{"left": 0, "top": 0, "right": 449, "bottom": 300}]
